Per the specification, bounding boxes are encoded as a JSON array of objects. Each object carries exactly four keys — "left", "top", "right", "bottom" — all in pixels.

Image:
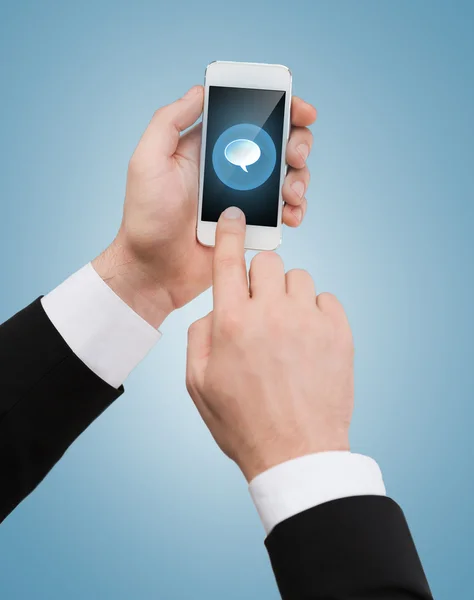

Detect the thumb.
[
  {"left": 186, "top": 311, "right": 213, "bottom": 392},
  {"left": 139, "top": 85, "right": 204, "bottom": 158}
]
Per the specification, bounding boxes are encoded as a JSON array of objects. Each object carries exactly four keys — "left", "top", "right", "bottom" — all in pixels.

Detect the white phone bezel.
[{"left": 196, "top": 61, "right": 292, "bottom": 251}]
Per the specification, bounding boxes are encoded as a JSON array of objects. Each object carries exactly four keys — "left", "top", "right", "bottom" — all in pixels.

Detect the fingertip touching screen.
[{"left": 202, "top": 86, "right": 286, "bottom": 227}]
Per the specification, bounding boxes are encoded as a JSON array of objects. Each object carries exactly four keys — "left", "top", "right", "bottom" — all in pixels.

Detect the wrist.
[
  {"left": 238, "top": 433, "right": 351, "bottom": 483},
  {"left": 92, "top": 241, "right": 175, "bottom": 329}
]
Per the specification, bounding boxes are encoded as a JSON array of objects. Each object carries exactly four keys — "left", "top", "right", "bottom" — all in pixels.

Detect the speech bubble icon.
[{"left": 224, "top": 138, "right": 261, "bottom": 172}]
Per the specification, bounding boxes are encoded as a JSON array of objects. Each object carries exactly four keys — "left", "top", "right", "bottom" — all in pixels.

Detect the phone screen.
[{"left": 201, "top": 86, "right": 286, "bottom": 227}]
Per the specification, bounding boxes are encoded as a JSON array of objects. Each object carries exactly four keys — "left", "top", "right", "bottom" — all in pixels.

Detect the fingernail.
[
  {"left": 292, "top": 206, "right": 303, "bottom": 222},
  {"left": 297, "top": 143, "right": 309, "bottom": 162},
  {"left": 183, "top": 85, "right": 200, "bottom": 99},
  {"left": 222, "top": 206, "right": 243, "bottom": 220},
  {"left": 291, "top": 180, "right": 305, "bottom": 198}
]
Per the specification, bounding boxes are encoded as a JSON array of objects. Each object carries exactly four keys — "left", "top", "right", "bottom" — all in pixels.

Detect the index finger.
[
  {"left": 212, "top": 207, "right": 249, "bottom": 311},
  {"left": 291, "top": 96, "right": 317, "bottom": 127}
]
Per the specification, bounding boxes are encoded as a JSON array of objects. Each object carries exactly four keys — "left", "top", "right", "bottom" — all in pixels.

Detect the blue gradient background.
[{"left": 0, "top": 1, "right": 473, "bottom": 598}]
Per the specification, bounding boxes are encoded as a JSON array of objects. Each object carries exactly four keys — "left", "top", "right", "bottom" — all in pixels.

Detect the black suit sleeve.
[
  {"left": 0, "top": 298, "right": 123, "bottom": 522},
  {"left": 266, "top": 495, "right": 433, "bottom": 600}
]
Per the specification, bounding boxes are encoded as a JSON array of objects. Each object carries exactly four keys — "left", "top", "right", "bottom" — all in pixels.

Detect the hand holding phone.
[
  {"left": 94, "top": 71, "right": 315, "bottom": 328},
  {"left": 197, "top": 61, "right": 307, "bottom": 250}
]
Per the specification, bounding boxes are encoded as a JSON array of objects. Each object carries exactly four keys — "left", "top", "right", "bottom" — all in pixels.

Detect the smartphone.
[{"left": 197, "top": 61, "right": 292, "bottom": 250}]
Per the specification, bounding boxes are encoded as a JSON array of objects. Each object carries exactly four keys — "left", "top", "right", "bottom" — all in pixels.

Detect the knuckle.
[
  {"left": 287, "top": 268, "right": 315, "bottom": 292},
  {"left": 318, "top": 292, "right": 341, "bottom": 311},
  {"left": 266, "top": 305, "right": 286, "bottom": 331},
  {"left": 215, "top": 254, "right": 242, "bottom": 271},
  {"left": 218, "top": 309, "right": 243, "bottom": 337},
  {"left": 251, "top": 251, "right": 283, "bottom": 271},
  {"left": 185, "top": 368, "right": 196, "bottom": 394},
  {"left": 288, "top": 267, "right": 312, "bottom": 280},
  {"left": 152, "top": 107, "right": 164, "bottom": 121},
  {"left": 150, "top": 106, "right": 169, "bottom": 130},
  {"left": 128, "top": 153, "right": 139, "bottom": 174},
  {"left": 187, "top": 322, "right": 198, "bottom": 342}
]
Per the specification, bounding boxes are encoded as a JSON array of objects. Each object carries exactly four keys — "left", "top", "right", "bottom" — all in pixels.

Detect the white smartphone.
[{"left": 197, "top": 61, "right": 292, "bottom": 250}]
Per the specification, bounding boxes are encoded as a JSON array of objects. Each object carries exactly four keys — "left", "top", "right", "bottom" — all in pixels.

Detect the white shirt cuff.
[
  {"left": 249, "top": 451, "right": 386, "bottom": 535},
  {"left": 41, "top": 263, "right": 161, "bottom": 388}
]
